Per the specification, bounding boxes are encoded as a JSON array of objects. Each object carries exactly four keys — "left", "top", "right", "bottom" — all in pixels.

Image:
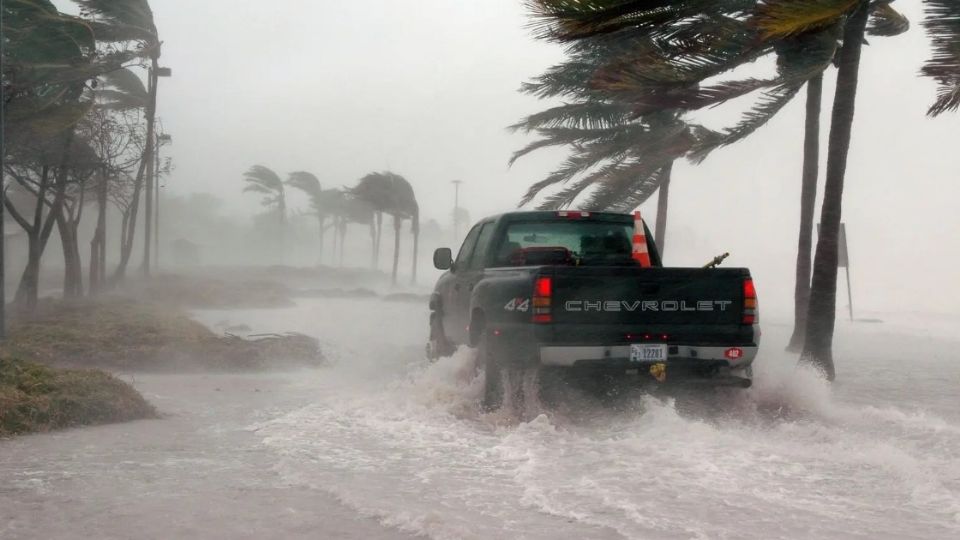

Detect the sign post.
[
  {"left": 819, "top": 222, "right": 854, "bottom": 321},
  {"left": 838, "top": 223, "right": 853, "bottom": 321}
]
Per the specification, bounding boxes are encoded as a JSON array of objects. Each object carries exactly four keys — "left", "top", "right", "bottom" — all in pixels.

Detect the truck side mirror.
[{"left": 433, "top": 248, "right": 453, "bottom": 270}]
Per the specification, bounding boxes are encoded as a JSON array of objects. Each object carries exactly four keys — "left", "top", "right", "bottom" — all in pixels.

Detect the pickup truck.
[{"left": 427, "top": 211, "right": 759, "bottom": 413}]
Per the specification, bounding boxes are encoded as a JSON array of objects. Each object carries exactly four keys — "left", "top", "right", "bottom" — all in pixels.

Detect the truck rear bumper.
[{"left": 538, "top": 344, "right": 758, "bottom": 369}]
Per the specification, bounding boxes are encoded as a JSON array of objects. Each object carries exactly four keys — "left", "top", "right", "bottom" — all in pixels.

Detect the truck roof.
[{"left": 483, "top": 210, "right": 634, "bottom": 224}]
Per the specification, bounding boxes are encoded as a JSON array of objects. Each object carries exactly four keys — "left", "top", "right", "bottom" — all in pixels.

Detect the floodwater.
[{"left": 3, "top": 297, "right": 959, "bottom": 540}]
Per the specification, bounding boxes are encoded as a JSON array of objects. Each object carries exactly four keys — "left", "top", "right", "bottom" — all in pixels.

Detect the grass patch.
[
  {"left": 0, "top": 358, "right": 157, "bottom": 437},
  {"left": 0, "top": 297, "right": 324, "bottom": 371}
]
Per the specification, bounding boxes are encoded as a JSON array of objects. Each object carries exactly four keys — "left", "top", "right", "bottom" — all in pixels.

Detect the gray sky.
[{"left": 149, "top": 0, "right": 958, "bottom": 314}]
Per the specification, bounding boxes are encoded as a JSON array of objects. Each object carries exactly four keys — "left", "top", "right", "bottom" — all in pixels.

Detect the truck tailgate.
[{"left": 550, "top": 267, "right": 748, "bottom": 327}]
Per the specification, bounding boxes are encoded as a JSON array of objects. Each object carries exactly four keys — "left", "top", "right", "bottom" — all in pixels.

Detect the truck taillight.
[
  {"left": 533, "top": 276, "right": 552, "bottom": 323},
  {"left": 557, "top": 211, "right": 590, "bottom": 218},
  {"left": 742, "top": 278, "right": 758, "bottom": 325}
]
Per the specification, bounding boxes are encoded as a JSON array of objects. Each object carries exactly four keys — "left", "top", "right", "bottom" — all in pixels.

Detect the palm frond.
[
  {"left": 579, "top": 158, "right": 664, "bottom": 211},
  {"left": 243, "top": 184, "right": 273, "bottom": 195},
  {"left": 521, "top": 152, "right": 615, "bottom": 206},
  {"left": 609, "top": 164, "right": 673, "bottom": 211},
  {"left": 867, "top": 1, "right": 910, "bottom": 37},
  {"left": 84, "top": 20, "right": 157, "bottom": 44},
  {"left": 74, "top": 0, "right": 157, "bottom": 37},
  {"left": 922, "top": 0, "right": 960, "bottom": 115},
  {"left": 100, "top": 67, "right": 148, "bottom": 98},
  {"left": 752, "top": 0, "right": 860, "bottom": 39},
  {"left": 94, "top": 89, "right": 147, "bottom": 110},
  {"left": 690, "top": 83, "right": 803, "bottom": 163},
  {"left": 509, "top": 101, "right": 633, "bottom": 132},
  {"left": 526, "top": 0, "right": 754, "bottom": 42},
  {"left": 242, "top": 165, "right": 284, "bottom": 192},
  {"left": 286, "top": 171, "right": 323, "bottom": 198}
]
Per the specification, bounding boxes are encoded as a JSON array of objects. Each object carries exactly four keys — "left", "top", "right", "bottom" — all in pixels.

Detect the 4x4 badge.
[{"left": 504, "top": 298, "right": 530, "bottom": 312}]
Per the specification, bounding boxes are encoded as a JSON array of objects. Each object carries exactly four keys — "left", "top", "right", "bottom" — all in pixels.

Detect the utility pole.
[
  {"left": 142, "top": 62, "right": 171, "bottom": 277},
  {"left": 451, "top": 180, "right": 463, "bottom": 244},
  {"left": 1, "top": 2, "right": 7, "bottom": 341}
]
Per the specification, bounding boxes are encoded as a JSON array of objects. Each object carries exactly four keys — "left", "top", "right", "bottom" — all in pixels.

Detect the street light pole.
[{"left": 451, "top": 180, "right": 463, "bottom": 244}]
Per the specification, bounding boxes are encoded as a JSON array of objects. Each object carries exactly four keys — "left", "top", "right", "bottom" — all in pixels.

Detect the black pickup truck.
[{"left": 428, "top": 211, "right": 759, "bottom": 412}]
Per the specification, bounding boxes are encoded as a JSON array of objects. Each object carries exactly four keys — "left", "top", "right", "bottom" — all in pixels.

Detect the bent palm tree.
[
  {"left": 787, "top": 3, "right": 909, "bottom": 351},
  {"left": 352, "top": 172, "right": 396, "bottom": 269},
  {"left": 286, "top": 171, "right": 331, "bottom": 263},
  {"left": 387, "top": 176, "right": 420, "bottom": 285},
  {"left": 515, "top": 3, "right": 839, "bottom": 253},
  {"left": 242, "top": 165, "right": 286, "bottom": 262},
  {"left": 351, "top": 172, "right": 419, "bottom": 283}
]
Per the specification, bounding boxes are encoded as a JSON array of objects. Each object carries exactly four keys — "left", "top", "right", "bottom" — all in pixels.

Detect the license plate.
[{"left": 630, "top": 344, "right": 668, "bottom": 363}]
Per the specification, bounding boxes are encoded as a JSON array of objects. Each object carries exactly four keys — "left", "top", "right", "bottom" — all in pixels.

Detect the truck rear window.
[{"left": 492, "top": 220, "right": 640, "bottom": 267}]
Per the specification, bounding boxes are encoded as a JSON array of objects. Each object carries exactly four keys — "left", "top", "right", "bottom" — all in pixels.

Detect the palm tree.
[
  {"left": 386, "top": 176, "right": 420, "bottom": 285},
  {"left": 796, "top": 1, "right": 872, "bottom": 379},
  {"left": 242, "top": 165, "right": 286, "bottom": 262},
  {"left": 352, "top": 172, "right": 395, "bottom": 269},
  {"left": 332, "top": 193, "right": 376, "bottom": 267},
  {"left": 351, "top": 172, "right": 419, "bottom": 283},
  {"left": 286, "top": 171, "right": 331, "bottom": 263},
  {"left": 516, "top": 2, "right": 840, "bottom": 252},
  {"left": 787, "top": 4, "right": 909, "bottom": 351}
]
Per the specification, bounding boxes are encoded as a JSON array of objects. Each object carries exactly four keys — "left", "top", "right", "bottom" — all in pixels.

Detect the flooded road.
[{"left": 3, "top": 297, "right": 959, "bottom": 539}]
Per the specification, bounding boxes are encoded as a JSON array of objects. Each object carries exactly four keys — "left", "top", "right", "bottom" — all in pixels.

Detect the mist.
[{"left": 4, "top": 1, "right": 960, "bottom": 539}]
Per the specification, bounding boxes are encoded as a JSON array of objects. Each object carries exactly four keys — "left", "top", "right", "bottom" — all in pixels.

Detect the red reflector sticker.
[{"left": 724, "top": 348, "right": 744, "bottom": 360}]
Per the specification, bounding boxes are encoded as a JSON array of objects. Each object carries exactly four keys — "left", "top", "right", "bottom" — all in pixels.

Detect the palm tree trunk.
[
  {"left": 411, "top": 217, "right": 419, "bottom": 286},
  {"left": 374, "top": 212, "right": 383, "bottom": 269},
  {"left": 141, "top": 58, "right": 159, "bottom": 277},
  {"left": 654, "top": 163, "right": 673, "bottom": 255},
  {"left": 391, "top": 215, "right": 401, "bottom": 285},
  {"left": 368, "top": 220, "right": 376, "bottom": 268},
  {"left": 801, "top": 1, "right": 870, "bottom": 380},
  {"left": 317, "top": 216, "right": 325, "bottom": 265},
  {"left": 339, "top": 219, "right": 347, "bottom": 267},
  {"left": 787, "top": 74, "right": 824, "bottom": 352}
]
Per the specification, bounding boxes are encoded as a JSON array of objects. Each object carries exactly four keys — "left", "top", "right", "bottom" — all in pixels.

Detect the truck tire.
[
  {"left": 426, "top": 311, "right": 455, "bottom": 360},
  {"left": 479, "top": 330, "right": 528, "bottom": 415},
  {"left": 480, "top": 330, "right": 505, "bottom": 411},
  {"left": 480, "top": 331, "right": 539, "bottom": 417}
]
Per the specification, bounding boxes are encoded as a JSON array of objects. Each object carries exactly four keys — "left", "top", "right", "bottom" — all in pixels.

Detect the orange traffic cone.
[{"left": 633, "top": 211, "right": 652, "bottom": 268}]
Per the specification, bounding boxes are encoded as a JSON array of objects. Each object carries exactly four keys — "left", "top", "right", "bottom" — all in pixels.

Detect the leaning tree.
[
  {"left": 242, "top": 165, "right": 287, "bottom": 263},
  {"left": 351, "top": 172, "right": 419, "bottom": 284}
]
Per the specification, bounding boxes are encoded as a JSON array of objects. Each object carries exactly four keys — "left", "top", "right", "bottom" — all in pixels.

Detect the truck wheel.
[
  {"left": 426, "top": 311, "right": 454, "bottom": 360},
  {"left": 480, "top": 331, "right": 536, "bottom": 418},
  {"left": 480, "top": 330, "right": 504, "bottom": 411}
]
